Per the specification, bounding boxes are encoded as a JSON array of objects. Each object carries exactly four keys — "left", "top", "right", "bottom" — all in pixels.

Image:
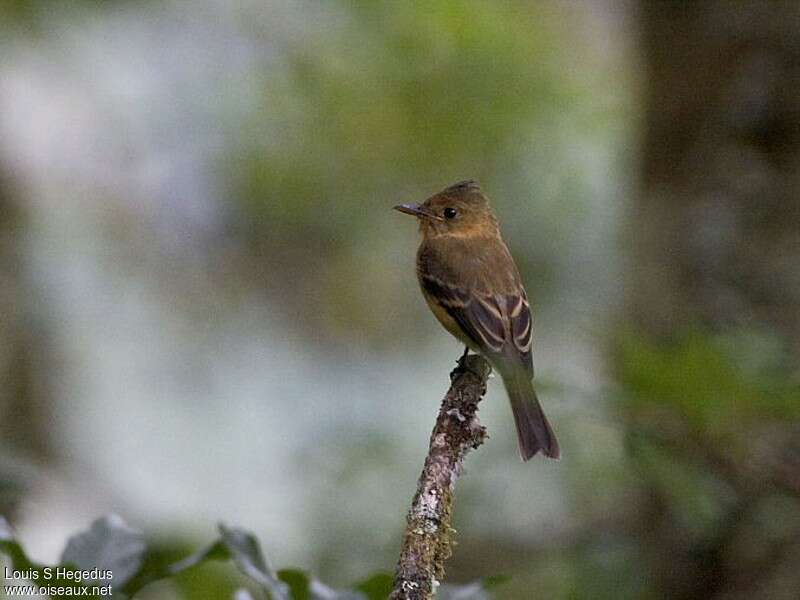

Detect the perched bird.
[{"left": 394, "top": 180, "right": 559, "bottom": 460}]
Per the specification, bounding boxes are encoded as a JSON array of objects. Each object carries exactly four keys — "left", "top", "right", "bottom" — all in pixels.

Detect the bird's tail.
[{"left": 501, "top": 367, "right": 559, "bottom": 461}]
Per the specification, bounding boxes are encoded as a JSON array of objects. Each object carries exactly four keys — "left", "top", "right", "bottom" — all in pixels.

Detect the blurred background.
[{"left": 1, "top": 1, "right": 798, "bottom": 598}]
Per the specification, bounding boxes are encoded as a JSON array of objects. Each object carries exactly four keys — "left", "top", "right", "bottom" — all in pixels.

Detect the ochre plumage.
[{"left": 395, "top": 180, "right": 559, "bottom": 460}]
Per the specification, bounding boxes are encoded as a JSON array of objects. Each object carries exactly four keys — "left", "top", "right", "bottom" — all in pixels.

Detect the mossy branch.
[{"left": 390, "top": 354, "right": 492, "bottom": 600}]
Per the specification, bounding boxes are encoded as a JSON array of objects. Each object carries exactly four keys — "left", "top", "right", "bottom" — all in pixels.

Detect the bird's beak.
[
  {"left": 393, "top": 204, "right": 442, "bottom": 220},
  {"left": 393, "top": 203, "right": 426, "bottom": 217}
]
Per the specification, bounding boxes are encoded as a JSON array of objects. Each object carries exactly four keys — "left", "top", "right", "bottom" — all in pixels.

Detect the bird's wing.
[
  {"left": 419, "top": 273, "right": 534, "bottom": 374},
  {"left": 506, "top": 291, "right": 533, "bottom": 369}
]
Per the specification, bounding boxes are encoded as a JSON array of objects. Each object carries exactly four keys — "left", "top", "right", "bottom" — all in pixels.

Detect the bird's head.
[{"left": 394, "top": 180, "right": 498, "bottom": 238}]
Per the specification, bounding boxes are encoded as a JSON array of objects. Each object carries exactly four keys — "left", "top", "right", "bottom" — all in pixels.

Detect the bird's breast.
[{"left": 420, "top": 286, "right": 478, "bottom": 349}]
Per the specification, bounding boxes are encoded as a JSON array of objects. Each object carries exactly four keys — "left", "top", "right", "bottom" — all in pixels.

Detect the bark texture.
[{"left": 390, "top": 354, "right": 492, "bottom": 600}]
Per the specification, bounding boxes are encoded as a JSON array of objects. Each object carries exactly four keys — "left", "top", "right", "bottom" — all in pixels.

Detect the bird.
[{"left": 394, "top": 180, "right": 559, "bottom": 460}]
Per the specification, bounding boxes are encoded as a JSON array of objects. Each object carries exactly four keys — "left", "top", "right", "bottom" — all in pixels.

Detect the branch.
[{"left": 390, "top": 354, "right": 492, "bottom": 600}]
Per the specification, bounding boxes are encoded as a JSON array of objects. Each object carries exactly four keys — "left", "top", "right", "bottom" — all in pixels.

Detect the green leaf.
[
  {"left": 165, "top": 540, "right": 230, "bottom": 576},
  {"left": 7, "top": 516, "right": 506, "bottom": 600},
  {"left": 126, "top": 537, "right": 234, "bottom": 597},
  {"left": 278, "top": 568, "right": 366, "bottom": 600},
  {"left": 60, "top": 514, "right": 146, "bottom": 588},
  {"left": 218, "top": 524, "right": 290, "bottom": 600},
  {"left": 2, "top": 516, "right": 122, "bottom": 597},
  {"left": 126, "top": 524, "right": 289, "bottom": 598},
  {"left": 354, "top": 572, "right": 393, "bottom": 600},
  {"left": 278, "top": 569, "right": 311, "bottom": 600},
  {"left": 0, "top": 515, "right": 41, "bottom": 573}
]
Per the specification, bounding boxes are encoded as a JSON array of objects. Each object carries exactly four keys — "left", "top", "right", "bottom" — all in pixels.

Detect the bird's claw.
[{"left": 450, "top": 348, "right": 475, "bottom": 380}]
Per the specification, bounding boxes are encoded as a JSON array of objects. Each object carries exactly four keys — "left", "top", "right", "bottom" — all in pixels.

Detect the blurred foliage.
[
  {"left": 606, "top": 328, "right": 800, "bottom": 600},
  {"left": 232, "top": 1, "right": 567, "bottom": 235},
  {"left": 458, "top": 328, "right": 800, "bottom": 599},
  {"left": 221, "top": 1, "right": 589, "bottom": 344},
  {"left": 618, "top": 329, "right": 800, "bottom": 438},
  {"left": 0, "top": 515, "right": 507, "bottom": 599}
]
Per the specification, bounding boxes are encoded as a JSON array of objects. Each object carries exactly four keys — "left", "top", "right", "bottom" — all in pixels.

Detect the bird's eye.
[{"left": 443, "top": 207, "right": 458, "bottom": 219}]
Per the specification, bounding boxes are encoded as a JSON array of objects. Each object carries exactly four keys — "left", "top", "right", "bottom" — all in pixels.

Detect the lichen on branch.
[{"left": 390, "top": 354, "right": 492, "bottom": 600}]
